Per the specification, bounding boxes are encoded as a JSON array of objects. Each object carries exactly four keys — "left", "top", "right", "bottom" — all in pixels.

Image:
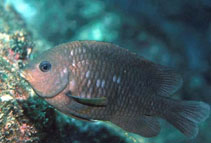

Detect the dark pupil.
[{"left": 39, "top": 61, "right": 51, "bottom": 72}]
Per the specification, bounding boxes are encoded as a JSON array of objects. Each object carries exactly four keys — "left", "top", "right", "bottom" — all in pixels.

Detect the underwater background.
[{"left": 0, "top": 0, "right": 210, "bottom": 143}]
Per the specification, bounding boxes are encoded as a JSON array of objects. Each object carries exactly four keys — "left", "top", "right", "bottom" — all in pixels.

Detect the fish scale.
[
  {"left": 23, "top": 40, "right": 210, "bottom": 138},
  {"left": 73, "top": 52, "right": 134, "bottom": 117}
]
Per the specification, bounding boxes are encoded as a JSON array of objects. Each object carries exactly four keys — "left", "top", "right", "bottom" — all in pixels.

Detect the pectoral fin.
[{"left": 66, "top": 92, "right": 107, "bottom": 107}]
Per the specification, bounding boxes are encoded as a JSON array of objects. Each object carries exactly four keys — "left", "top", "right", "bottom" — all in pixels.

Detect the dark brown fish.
[{"left": 22, "top": 40, "right": 210, "bottom": 138}]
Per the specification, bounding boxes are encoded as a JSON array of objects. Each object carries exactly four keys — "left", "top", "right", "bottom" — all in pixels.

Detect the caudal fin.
[{"left": 163, "top": 100, "right": 210, "bottom": 138}]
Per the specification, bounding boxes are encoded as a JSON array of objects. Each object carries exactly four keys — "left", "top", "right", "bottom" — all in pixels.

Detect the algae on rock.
[{"left": 0, "top": 3, "right": 48, "bottom": 142}]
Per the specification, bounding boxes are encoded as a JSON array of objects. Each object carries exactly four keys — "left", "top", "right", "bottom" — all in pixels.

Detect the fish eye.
[{"left": 39, "top": 61, "right": 52, "bottom": 72}]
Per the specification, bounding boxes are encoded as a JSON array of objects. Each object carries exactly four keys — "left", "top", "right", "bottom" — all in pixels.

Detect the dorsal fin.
[{"left": 151, "top": 64, "right": 183, "bottom": 97}]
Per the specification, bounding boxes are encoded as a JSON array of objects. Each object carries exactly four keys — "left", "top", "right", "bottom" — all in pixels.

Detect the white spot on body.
[
  {"left": 72, "top": 60, "right": 76, "bottom": 67},
  {"left": 70, "top": 50, "right": 74, "bottom": 56},
  {"left": 60, "top": 68, "right": 67, "bottom": 78},
  {"left": 117, "top": 76, "right": 121, "bottom": 84},
  {"left": 96, "top": 79, "right": 101, "bottom": 87},
  {"left": 113, "top": 75, "right": 117, "bottom": 82},
  {"left": 101, "top": 80, "right": 105, "bottom": 88},
  {"left": 78, "top": 48, "right": 81, "bottom": 53},
  {"left": 63, "top": 68, "right": 67, "bottom": 74},
  {"left": 83, "top": 48, "right": 86, "bottom": 53},
  {"left": 85, "top": 70, "right": 90, "bottom": 78}
]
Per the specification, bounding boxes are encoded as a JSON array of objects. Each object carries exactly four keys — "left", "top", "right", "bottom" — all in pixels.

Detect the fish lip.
[
  {"left": 20, "top": 70, "right": 26, "bottom": 78},
  {"left": 20, "top": 70, "right": 33, "bottom": 81}
]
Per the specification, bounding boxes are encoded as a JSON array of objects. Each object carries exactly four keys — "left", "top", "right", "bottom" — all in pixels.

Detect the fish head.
[{"left": 22, "top": 49, "right": 69, "bottom": 98}]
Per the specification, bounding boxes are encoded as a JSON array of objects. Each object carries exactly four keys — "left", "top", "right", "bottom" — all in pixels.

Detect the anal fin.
[{"left": 111, "top": 115, "right": 160, "bottom": 137}]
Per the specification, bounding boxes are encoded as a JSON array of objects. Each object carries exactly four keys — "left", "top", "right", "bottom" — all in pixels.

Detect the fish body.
[{"left": 23, "top": 41, "right": 210, "bottom": 138}]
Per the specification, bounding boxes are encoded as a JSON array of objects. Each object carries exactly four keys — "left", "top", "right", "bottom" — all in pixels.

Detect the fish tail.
[{"left": 161, "top": 99, "right": 210, "bottom": 138}]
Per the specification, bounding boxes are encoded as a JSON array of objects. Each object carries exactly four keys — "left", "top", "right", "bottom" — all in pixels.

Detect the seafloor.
[{"left": 0, "top": 0, "right": 210, "bottom": 143}]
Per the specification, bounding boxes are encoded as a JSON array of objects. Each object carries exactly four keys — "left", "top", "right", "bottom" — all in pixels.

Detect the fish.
[{"left": 22, "top": 40, "right": 210, "bottom": 138}]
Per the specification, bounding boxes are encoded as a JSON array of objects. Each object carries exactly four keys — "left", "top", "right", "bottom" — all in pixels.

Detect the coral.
[
  {"left": 0, "top": 32, "right": 38, "bottom": 143},
  {"left": 0, "top": 99, "right": 39, "bottom": 143},
  {"left": 0, "top": 24, "right": 39, "bottom": 142},
  {"left": 0, "top": 3, "right": 42, "bottom": 142}
]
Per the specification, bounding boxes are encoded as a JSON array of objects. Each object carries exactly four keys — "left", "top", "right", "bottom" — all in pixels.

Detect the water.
[{"left": 0, "top": 0, "right": 210, "bottom": 143}]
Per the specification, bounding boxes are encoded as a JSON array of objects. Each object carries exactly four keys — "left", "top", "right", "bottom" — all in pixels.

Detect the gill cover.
[{"left": 34, "top": 67, "right": 69, "bottom": 98}]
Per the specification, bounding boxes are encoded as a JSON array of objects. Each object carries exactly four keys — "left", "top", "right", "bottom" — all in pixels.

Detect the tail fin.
[{"left": 163, "top": 100, "right": 210, "bottom": 138}]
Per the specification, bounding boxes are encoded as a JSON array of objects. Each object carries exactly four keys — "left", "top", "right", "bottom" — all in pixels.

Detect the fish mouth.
[{"left": 20, "top": 70, "right": 33, "bottom": 82}]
